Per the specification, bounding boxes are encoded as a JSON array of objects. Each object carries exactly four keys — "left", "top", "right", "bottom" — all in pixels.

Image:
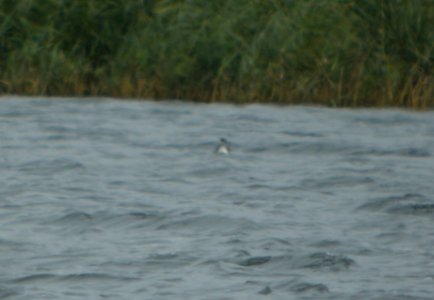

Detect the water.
[{"left": 1, "top": 96, "right": 434, "bottom": 300}]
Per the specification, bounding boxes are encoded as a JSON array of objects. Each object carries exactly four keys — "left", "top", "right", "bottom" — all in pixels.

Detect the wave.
[
  {"left": 358, "top": 193, "right": 434, "bottom": 216},
  {"left": 17, "top": 158, "right": 84, "bottom": 174},
  {"left": 12, "top": 273, "right": 138, "bottom": 284}
]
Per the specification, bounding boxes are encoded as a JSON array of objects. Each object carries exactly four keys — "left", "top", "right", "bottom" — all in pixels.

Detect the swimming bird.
[{"left": 215, "top": 138, "right": 231, "bottom": 154}]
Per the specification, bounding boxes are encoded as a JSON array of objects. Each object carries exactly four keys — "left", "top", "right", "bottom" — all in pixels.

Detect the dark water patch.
[
  {"left": 148, "top": 106, "right": 193, "bottom": 118},
  {"left": 337, "top": 244, "right": 373, "bottom": 256},
  {"left": 212, "top": 260, "right": 254, "bottom": 277},
  {"left": 291, "top": 282, "right": 329, "bottom": 294},
  {"left": 272, "top": 279, "right": 329, "bottom": 295},
  {"left": 48, "top": 210, "right": 165, "bottom": 232},
  {"left": 0, "top": 239, "right": 31, "bottom": 252},
  {"left": 223, "top": 238, "right": 293, "bottom": 259},
  {"left": 358, "top": 193, "right": 426, "bottom": 210},
  {"left": 244, "top": 280, "right": 274, "bottom": 295},
  {"left": 310, "top": 240, "right": 342, "bottom": 248},
  {"left": 285, "top": 141, "right": 361, "bottom": 156},
  {"left": 17, "top": 158, "right": 84, "bottom": 174},
  {"left": 352, "top": 113, "right": 421, "bottom": 126},
  {"left": 157, "top": 215, "right": 259, "bottom": 233},
  {"left": 245, "top": 183, "right": 273, "bottom": 190},
  {"left": 0, "top": 287, "right": 17, "bottom": 299},
  {"left": 61, "top": 273, "right": 138, "bottom": 282},
  {"left": 296, "top": 252, "right": 355, "bottom": 271},
  {"left": 396, "top": 148, "right": 431, "bottom": 158},
  {"left": 226, "top": 112, "right": 275, "bottom": 125},
  {"left": 284, "top": 139, "right": 406, "bottom": 159},
  {"left": 258, "top": 285, "right": 272, "bottom": 295},
  {"left": 354, "top": 291, "right": 432, "bottom": 300},
  {"left": 231, "top": 251, "right": 354, "bottom": 272},
  {"left": 127, "top": 211, "right": 161, "bottom": 220},
  {"left": 146, "top": 252, "right": 198, "bottom": 269},
  {"left": 247, "top": 146, "right": 269, "bottom": 153},
  {"left": 282, "top": 130, "right": 324, "bottom": 138},
  {"left": 12, "top": 273, "right": 138, "bottom": 285},
  {"left": 301, "top": 175, "right": 374, "bottom": 189},
  {"left": 12, "top": 273, "right": 57, "bottom": 283},
  {"left": 0, "top": 110, "right": 30, "bottom": 118},
  {"left": 106, "top": 210, "right": 166, "bottom": 228},
  {"left": 186, "top": 166, "right": 233, "bottom": 179},
  {"left": 386, "top": 203, "right": 434, "bottom": 216},
  {"left": 358, "top": 193, "right": 432, "bottom": 215},
  {"left": 258, "top": 238, "right": 292, "bottom": 251},
  {"left": 41, "top": 125, "right": 79, "bottom": 141},
  {"left": 238, "top": 256, "right": 272, "bottom": 267},
  {"left": 350, "top": 147, "right": 431, "bottom": 158},
  {"left": 51, "top": 211, "right": 94, "bottom": 224}
]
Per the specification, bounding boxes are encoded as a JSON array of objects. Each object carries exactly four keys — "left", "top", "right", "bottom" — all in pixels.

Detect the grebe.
[{"left": 215, "top": 138, "right": 230, "bottom": 154}]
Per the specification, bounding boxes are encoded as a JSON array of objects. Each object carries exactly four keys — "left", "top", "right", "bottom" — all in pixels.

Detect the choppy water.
[{"left": 1, "top": 96, "right": 434, "bottom": 300}]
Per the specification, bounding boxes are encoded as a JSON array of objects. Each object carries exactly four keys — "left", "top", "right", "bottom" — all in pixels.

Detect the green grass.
[{"left": 1, "top": 0, "right": 433, "bottom": 107}]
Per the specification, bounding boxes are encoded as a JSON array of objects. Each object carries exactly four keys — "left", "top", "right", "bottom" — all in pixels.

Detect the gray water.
[{"left": 1, "top": 96, "right": 434, "bottom": 300}]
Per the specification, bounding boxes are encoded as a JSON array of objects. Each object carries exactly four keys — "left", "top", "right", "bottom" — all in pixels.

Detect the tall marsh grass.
[{"left": 1, "top": 0, "right": 433, "bottom": 107}]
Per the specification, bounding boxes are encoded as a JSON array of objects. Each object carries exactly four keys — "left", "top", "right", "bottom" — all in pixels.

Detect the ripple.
[
  {"left": 17, "top": 158, "right": 84, "bottom": 174},
  {"left": 273, "top": 279, "right": 329, "bottom": 295},
  {"left": 351, "top": 147, "right": 431, "bottom": 158},
  {"left": 51, "top": 211, "right": 94, "bottom": 224},
  {"left": 282, "top": 130, "right": 324, "bottom": 138},
  {"left": 238, "top": 256, "right": 272, "bottom": 267},
  {"left": 291, "top": 282, "right": 329, "bottom": 293},
  {"left": 157, "top": 215, "right": 259, "bottom": 233},
  {"left": 0, "top": 287, "right": 17, "bottom": 299},
  {"left": 12, "top": 273, "right": 138, "bottom": 284},
  {"left": 47, "top": 210, "right": 165, "bottom": 231},
  {"left": 61, "top": 273, "right": 138, "bottom": 282},
  {"left": 353, "top": 291, "right": 432, "bottom": 300},
  {"left": 386, "top": 204, "right": 434, "bottom": 216},
  {"left": 12, "top": 273, "right": 57, "bottom": 283},
  {"left": 281, "top": 141, "right": 355, "bottom": 155},
  {"left": 296, "top": 252, "right": 355, "bottom": 271},
  {"left": 301, "top": 174, "right": 374, "bottom": 189},
  {"left": 358, "top": 193, "right": 434, "bottom": 216}
]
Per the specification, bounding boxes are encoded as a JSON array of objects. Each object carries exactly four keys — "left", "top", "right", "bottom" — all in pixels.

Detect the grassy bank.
[{"left": 1, "top": 0, "right": 433, "bottom": 107}]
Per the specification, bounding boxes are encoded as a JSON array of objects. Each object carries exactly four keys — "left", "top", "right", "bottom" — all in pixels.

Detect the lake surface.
[{"left": 1, "top": 96, "right": 434, "bottom": 300}]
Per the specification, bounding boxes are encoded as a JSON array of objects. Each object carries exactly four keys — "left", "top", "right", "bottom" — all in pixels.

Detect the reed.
[{"left": 1, "top": 0, "right": 433, "bottom": 107}]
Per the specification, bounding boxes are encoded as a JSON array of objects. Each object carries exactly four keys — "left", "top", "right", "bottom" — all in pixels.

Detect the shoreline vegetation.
[{"left": 1, "top": 0, "right": 433, "bottom": 107}]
